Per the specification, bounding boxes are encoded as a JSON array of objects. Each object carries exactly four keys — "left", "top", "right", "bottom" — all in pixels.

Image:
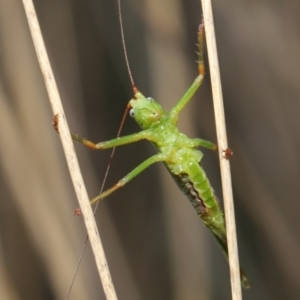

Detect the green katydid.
[{"left": 72, "top": 17, "right": 250, "bottom": 289}]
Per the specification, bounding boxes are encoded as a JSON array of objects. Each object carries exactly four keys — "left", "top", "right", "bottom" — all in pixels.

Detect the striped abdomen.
[{"left": 168, "top": 160, "right": 226, "bottom": 239}]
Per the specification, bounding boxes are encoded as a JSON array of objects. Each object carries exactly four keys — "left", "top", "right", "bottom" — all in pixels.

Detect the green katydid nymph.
[{"left": 72, "top": 17, "right": 250, "bottom": 290}]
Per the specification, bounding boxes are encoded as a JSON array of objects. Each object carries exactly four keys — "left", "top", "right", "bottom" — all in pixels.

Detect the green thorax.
[
  {"left": 129, "top": 91, "right": 202, "bottom": 159},
  {"left": 129, "top": 91, "right": 225, "bottom": 237}
]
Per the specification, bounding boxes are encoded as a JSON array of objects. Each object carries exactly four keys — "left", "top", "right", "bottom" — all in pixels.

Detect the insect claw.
[{"left": 221, "top": 147, "right": 233, "bottom": 159}]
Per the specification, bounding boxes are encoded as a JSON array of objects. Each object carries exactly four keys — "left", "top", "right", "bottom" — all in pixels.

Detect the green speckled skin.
[
  {"left": 129, "top": 92, "right": 226, "bottom": 239},
  {"left": 72, "top": 22, "right": 250, "bottom": 288},
  {"left": 73, "top": 83, "right": 250, "bottom": 290},
  {"left": 127, "top": 91, "right": 249, "bottom": 289},
  {"left": 130, "top": 91, "right": 226, "bottom": 244}
]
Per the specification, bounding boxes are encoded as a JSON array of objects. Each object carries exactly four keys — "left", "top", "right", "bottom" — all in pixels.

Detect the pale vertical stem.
[
  {"left": 201, "top": 0, "right": 243, "bottom": 299},
  {"left": 21, "top": 1, "right": 118, "bottom": 299}
]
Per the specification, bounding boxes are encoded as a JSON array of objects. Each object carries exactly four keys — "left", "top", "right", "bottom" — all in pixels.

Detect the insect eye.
[{"left": 129, "top": 108, "right": 134, "bottom": 118}]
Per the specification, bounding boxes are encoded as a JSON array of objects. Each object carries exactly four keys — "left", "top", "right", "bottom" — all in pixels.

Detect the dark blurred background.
[{"left": 1, "top": 0, "right": 300, "bottom": 299}]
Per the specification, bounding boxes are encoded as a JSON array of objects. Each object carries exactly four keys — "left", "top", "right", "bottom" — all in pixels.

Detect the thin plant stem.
[
  {"left": 200, "top": 0, "right": 243, "bottom": 299},
  {"left": 21, "top": 0, "right": 118, "bottom": 299}
]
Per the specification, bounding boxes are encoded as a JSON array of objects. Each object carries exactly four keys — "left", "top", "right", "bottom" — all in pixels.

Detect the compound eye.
[{"left": 129, "top": 108, "right": 134, "bottom": 118}]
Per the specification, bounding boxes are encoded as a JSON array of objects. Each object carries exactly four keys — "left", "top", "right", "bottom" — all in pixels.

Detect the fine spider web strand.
[{"left": 67, "top": 1, "right": 134, "bottom": 298}]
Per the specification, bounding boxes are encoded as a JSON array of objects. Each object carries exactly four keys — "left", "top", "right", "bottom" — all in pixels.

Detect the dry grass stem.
[
  {"left": 201, "top": 0, "right": 243, "bottom": 299},
  {"left": 22, "top": 0, "right": 118, "bottom": 299}
]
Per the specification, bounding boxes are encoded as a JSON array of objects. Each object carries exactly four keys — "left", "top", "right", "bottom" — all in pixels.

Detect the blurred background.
[{"left": 1, "top": 0, "right": 300, "bottom": 299}]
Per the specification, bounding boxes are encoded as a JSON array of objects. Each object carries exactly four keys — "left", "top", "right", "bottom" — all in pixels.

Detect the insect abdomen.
[{"left": 169, "top": 160, "right": 225, "bottom": 233}]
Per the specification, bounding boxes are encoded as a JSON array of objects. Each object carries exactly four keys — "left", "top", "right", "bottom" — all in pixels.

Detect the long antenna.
[
  {"left": 66, "top": 2, "right": 133, "bottom": 298},
  {"left": 66, "top": 108, "right": 129, "bottom": 300},
  {"left": 117, "top": 0, "right": 137, "bottom": 93}
]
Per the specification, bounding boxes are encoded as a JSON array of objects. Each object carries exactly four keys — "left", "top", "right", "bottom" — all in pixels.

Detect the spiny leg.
[
  {"left": 71, "top": 130, "right": 152, "bottom": 150},
  {"left": 169, "top": 18, "right": 205, "bottom": 122},
  {"left": 89, "top": 153, "right": 167, "bottom": 205},
  {"left": 71, "top": 134, "right": 99, "bottom": 150}
]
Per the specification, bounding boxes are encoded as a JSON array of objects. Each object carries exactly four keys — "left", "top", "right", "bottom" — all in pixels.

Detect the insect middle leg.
[
  {"left": 193, "top": 138, "right": 217, "bottom": 150},
  {"left": 89, "top": 153, "right": 167, "bottom": 205}
]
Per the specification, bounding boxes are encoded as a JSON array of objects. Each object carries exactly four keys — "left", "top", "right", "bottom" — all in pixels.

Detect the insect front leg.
[
  {"left": 169, "top": 18, "right": 205, "bottom": 122},
  {"left": 89, "top": 153, "right": 168, "bottom": 205},
  {"left": 71, "top": 130, "right": 151, "bottom": 150}
]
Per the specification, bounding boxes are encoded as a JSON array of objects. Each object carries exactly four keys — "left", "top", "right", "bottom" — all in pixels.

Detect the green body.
[
  {"left": 72, "top": 22, "right": 250, "bottom": 289},
  {"left": 129, "top": 92, "right": 225, "bottom": 240}
]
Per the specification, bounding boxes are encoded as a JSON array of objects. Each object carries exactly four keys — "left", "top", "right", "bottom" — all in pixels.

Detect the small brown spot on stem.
[
  {"left": 221, "top": 147, "right": 233, "bottom": 159},
  {"left": 53, "top": 113, "right": 59, "bottom": 134},
  {"left": 74, "top": 208, "right": 82, "bottom": 216}
]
